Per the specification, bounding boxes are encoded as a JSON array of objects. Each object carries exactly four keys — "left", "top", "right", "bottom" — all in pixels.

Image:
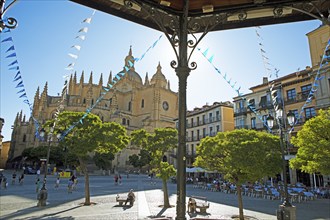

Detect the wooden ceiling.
[{"left": 71, "top": 0, "right": 330, "bottom": 33}]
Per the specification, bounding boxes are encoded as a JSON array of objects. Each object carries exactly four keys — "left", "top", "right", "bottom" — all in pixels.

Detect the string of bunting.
[
  {"left": 1, "top": 29, "right": 42, "bottom": 137},
  {"left": 255, "top": 26, "right": 280, "bottom": 79},
  {"left": 197, "top": 47, "right": 272, "bottom": 131},
  {"left": 288, "top": 38, "right": 329, "bottom": 133},
  {"left": 60, "top": 34, "right": 163, "bottom": 140},
  {"left": 34, "top": 10, "right": 97, "bottom": 140}
]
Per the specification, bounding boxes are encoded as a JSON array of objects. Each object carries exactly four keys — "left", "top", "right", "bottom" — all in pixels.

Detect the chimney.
[{"left": 262, "top": 77, "right": 268, "bottom": 84}]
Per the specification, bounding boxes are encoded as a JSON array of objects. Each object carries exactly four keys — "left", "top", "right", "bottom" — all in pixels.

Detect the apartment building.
[
  {"left": 174, "top": 101, "right": 234, "bottom": 167},
  {"left": 233, "top": 24, "right": 330, "bottom": 187}
]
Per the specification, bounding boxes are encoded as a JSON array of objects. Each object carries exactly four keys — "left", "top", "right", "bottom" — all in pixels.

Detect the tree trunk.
[
  {"left": 162, "top": 178, "right": 170, "bottom": 208},
  {"left": 78, "top": 157, "right": 91, "bottom": 205},
  {"left": 237, "top": 184, "right": 244, "bottom": 220}
]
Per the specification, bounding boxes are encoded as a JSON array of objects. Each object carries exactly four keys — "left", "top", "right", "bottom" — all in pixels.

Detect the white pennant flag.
[
  {"left": 72, "top": 45, "right": 81, "bottom": 51},
  {"left": 83, "top": 17, "right": 92, "bottom": 24},
  {"left": 65, "top": 63, "right": 75, "bottom": 70},
  {"left": 79, "top": 27, "right": 88, "bottom": 33},
  {"left": 68, "top": 53, "right": 78, "bottom": 59},
  {"left": 76, "top": 35, "right": 86, "bottom": 40}
]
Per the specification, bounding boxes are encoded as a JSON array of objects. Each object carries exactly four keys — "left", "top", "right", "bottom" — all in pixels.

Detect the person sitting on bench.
[
  {"left": 187, "top": 197, "right": 196, "bottom": 213},
  {"left": 124, "top": 189, "right": 135, "bottom": 206}
]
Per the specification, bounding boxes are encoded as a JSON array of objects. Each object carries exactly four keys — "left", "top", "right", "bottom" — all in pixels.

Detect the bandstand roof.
[{"left": 70, "top": 0, "right": 330, "bottom": 33}]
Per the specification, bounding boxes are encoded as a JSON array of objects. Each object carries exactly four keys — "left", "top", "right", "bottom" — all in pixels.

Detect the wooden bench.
[
  {"left": 190, "top": 196, "right": 210, "bottom": 214},
  {"left": 116, "top": 195, "right": 134, "bottom": 206}
]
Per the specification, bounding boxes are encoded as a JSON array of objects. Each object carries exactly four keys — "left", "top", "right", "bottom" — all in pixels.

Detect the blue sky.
[{"left": 0, "top": 1, "right": 322, "bottom": 141}]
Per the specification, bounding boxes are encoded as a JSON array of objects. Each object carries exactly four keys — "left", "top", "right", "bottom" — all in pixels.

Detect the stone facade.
[
  {"left": 174, "top": 101, "right": 234, "bottom": 167},
  {"left": 8, "top": 48, "right": 178, "bottom": 171}
]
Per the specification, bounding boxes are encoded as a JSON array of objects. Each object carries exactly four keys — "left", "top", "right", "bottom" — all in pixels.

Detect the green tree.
[
  {"left": 290, "top": 109, "right": 330, "bottom": 175},
  {"left": 195, "top": 129, "right": 282, "bottom": 220},
  {"left": 128, "top": 149, "right": 152, "bottom": 170},
  {"left": 94, "top": 151, "right": 114, "bottom": 170},
  {"left": 131, "top": 128, "right": 177, "bottom": 208},
  {"left": 54, "top": 111, "right": 130, "bottom": 205}
]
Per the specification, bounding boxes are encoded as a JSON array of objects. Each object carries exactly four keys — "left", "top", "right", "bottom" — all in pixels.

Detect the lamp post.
[
  {"left": 267, "top": 110, "right": 296, "bottom": 220},
  {"left": 39, "top": 126, "right": 61, "bottom": 203}
]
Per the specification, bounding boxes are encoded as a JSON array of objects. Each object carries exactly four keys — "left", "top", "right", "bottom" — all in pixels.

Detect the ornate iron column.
[{"left": 175, "top": 2, "right": 190, "bottom": 219}]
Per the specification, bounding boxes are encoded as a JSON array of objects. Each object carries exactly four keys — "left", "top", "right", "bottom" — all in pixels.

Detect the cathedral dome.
[
  {"left": 126, "top": 69, "right": 143, "bottom": 84},
  {"left": 151, "top": 62, "right": 167, "bottom": 86}
]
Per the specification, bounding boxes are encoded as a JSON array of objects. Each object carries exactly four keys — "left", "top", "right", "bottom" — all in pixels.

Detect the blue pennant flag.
[
  {"left": 134, "top": 58, "right": 140, "bottom": 62},
  {"left": 23, "top": 100, "right": 29, "bottom": 104},
  {"left": 108, "top": 84, "right": 113, "bottom": 89},
  {"left": 13, "top": 75, "right": 22, "bottom": 82},
  {"left": 13, "top": 71, "right": 21, "bottom": 79},
  {"left": 140, "top": 53, "right": 145, "bottom": 60},
  {"left": 19, "top": 93, "right": 27, "bottom": 98},
  {"left": 1, "top": 37, "right": 13, "bottom": 43},
  {"left": 4, "top": 29, "right": 11, "bottom": 33},
  {"left": 128, "top": 60, "right": 134, "bottom": 67},
  {"left": 9, "top": 66, "right": 19, "bottom": 70},
  {"left": 124, "top": 66, "right": 129, "bottom": 72},
  {"left": 79, "top": 119, "right": 83, "bottom": 124},
  {"left": 315, "top": 76, "right": 324, "bottom": 81},
  {"left": 103, "top": 87, "right": 110, "bottom": 92},
  {"left": 208, "top": 55, "right": 214, "bottom": 63},
  {"left": 115, "top": 74, "right": 121, "bottom": 80},
  {"left": 202, "top": 48, "right": 209, "bottom": 57},
  {"left": 6, "top": 45, "right": 15, "bottom": 52},
  {"left": 6, "top": 53, "right": 17, "bottom": 58},
  {"left": 16, "top": 81, "right": 24, "bottom": 88},
  {"left": 8, "top": 60, "right": 18, "bottom": 66},
  {"left": 16, "top": 89, "right": 25, "bottom": 94}
]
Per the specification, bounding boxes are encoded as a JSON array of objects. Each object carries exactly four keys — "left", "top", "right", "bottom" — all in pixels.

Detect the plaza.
[{"left": 0, "top": 170, "right": 329, "bottom": 220}]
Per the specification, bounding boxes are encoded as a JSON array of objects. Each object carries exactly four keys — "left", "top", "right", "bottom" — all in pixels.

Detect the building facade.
[
  {"left": 8, "top": 47, "right": 179, "bottom": 171},
  {"left": 174, "top": 101, "right": 234, "bottom": 167},
  {"left": 233, "top": 25, "right": 330, "bottom": 187}
]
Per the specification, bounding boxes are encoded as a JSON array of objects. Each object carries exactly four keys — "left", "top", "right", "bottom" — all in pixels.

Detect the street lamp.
[
  {"left": 38, "top": 126, "right": 61, "bottom": 206},
  {"left": 267, "top": 109, "right": 296, "bottom": 220}
]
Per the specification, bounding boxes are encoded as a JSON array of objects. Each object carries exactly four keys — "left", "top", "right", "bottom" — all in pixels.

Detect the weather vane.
[{"left": 0, "top": 0, "right": 18, "bottom": 32}]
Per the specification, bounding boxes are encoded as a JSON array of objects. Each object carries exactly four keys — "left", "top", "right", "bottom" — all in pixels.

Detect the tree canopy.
[
  {"left": 53, "top": 111, "right": 130, "bottom": 205},
  {"left": 130, "top": 127, "right": 177, "bottom": 207},
  {"left": 195, "top": 129, "right": 282, "bottom": 220},
  {"left": 290, "top": 109, "right": 330, "bottom": 175}
]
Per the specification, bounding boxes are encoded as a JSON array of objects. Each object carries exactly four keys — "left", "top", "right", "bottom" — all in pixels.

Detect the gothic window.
[
  {"left": 83, "top": 98, "right": 86, "bottom": 104},
  {"left": 128, "top": 101, "right": 131, "bottom": 111},
  {"left": 91, "top": 99, "right": 94, "bottom": 106},
  {"left": 141, "top": 99, "right": 144, "bottom": 108},
  {"left": 101, "top": 116, "right": 104, "bottom": 122},
  {"left": 105, "top": 104, "right": 107, "bottom": 107},
  {"left": 109, "top": 98, "right": 112, "bottom": 105},
  {"left": 127, "top": 120, "right": 130, "bottom": 126},
  {"left": 251, "top": 117, "right": 256, "bottom": 129},
  {"left": 23, "top": 134, "right": 26, "bottom": 142},
  {"left": 122, "top": 118, "right": 126, "bottom": 125}
]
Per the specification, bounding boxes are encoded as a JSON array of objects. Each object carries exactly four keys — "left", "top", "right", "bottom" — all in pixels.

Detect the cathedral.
[{"left": 8, "top": 47, "right": 179, "bottom": 171}]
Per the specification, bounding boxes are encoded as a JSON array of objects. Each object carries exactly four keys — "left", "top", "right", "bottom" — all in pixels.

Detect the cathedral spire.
[
  {"left": 23, "top": 114, "right": 26, "bottom": 123},
  {"left": 89, "top": 71, "right": 93, "bottom": 84},
  {"left": 144, "top": 72, "right": 150, "bottom": 86},
  {"left": 80, "top": 71, "right": 84, "bottom": 84},
  {"left": 19, "top": 110, "right": 23, "bottom": 122},
  {"left": 99, "top": 73, "right": 103, "bottom": 86},
  {"left": 34, "top": 86, "right": 40, "bottom": 102},
  {"left": 108, "top": 71, "right": 113, "bottom": 85},
  {"left": 124, "top": 46, "right": 135, "bottom": 71},
  {"left": 42, "top": 82, "right": 48, "bottom": 96},
  {"left": 73, "top": 71, "right": 77, "bottom": 84}
]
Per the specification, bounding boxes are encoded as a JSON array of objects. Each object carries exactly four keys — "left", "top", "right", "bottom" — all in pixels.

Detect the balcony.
[
  {"left": 235, "top": 125, "right": 248, "bottom": 129},
  {"left": 234, "top": 108, "right": 247, "bottom": 117}
]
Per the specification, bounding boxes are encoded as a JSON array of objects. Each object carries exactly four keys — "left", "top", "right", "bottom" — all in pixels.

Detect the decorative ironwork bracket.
[{"left": 0, "top": 0, "right": 18, "bottom": 32}]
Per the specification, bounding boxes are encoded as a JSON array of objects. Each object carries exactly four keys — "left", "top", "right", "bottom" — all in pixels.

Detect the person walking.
[
  {"left": 35, "top": 178, "right": 41, "bottom": 193},
  {"left": 2, "top": 176, "right": 8, "bottom": 189},
  {"left": 18, "top": 173, "right": 25, "bottom": 185},
  {"left": 119, "top": 174, "right": 122, "bottom": 185},
  {"left": 68, "top": 179, "right": 73, "bottom": 193},
  {"left": 54, "top": 177, "right": 60, "bottom": 189},
  {"left": 11, "top": 171, "right": 17, "bottom": 185}
]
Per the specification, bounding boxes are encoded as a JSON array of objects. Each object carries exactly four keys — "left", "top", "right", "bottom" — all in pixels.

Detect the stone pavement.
[{"left": 0, "top": 170, "right": 329, "bottom": 220}]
